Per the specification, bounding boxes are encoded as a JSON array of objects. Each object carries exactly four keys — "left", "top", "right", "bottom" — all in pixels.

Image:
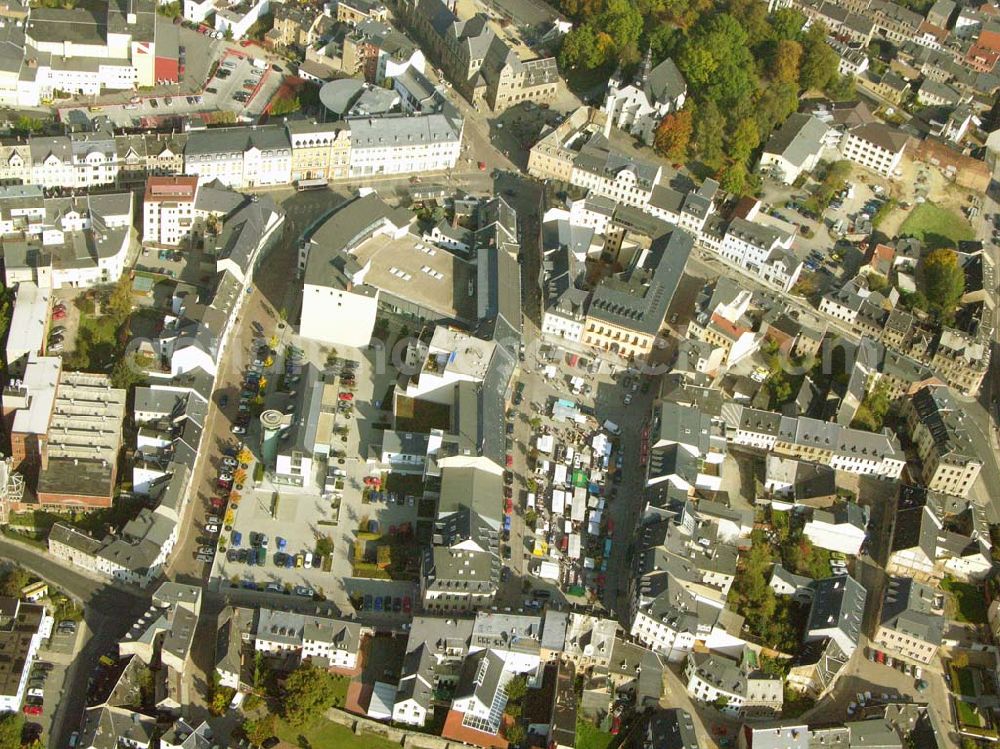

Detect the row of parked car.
[
  {"left": 22, "top": 661, "right": 51, "bottom": 716},
  {"left": 360, "top": 594, "right": 412, "bottom": 614},
  {"left": 230, "top": 363, "right": 262, "bottom": 436}
]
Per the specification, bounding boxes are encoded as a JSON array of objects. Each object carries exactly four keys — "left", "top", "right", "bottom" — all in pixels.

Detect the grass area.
[
  {"left": 1, "top": 527, "right": 48, "bottom": 549},
  {"left": 576, "top": 717, "right": 615, "bottom": 749},
  {"left": 782, "top": 686, "right": 816, "bottom": 718},
  {"left": 898, "top": 202, "right": 975, "bottom": 250},
  {"left": 956, "top": 699, "right": 985, "bottom": 728},
  {"left": 394, "top": 396, "right": 451, "bottom": 433},
  {"left": 941, "top": 578, "right": 987, "bottom": 624},
  {"left": 275, "top": 717, "right": 399, "bottom": 749},
  {"left": 330, "top": 675, "right": 348, "bottom": 708},
  {"left": 67, "top": 313, "right": 120, "bottom": 372},
  {"left": 952, "top": 666, "right": 977, "bottom": 699}
]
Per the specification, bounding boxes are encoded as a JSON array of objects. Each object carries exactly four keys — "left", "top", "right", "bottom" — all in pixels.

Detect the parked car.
[{"left": 205, "top": 523, "right": 220, "bottom": 534}]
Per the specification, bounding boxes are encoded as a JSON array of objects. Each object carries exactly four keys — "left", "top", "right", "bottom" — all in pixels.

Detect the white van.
[
  {"left": 603, "top": 420, "right": 621, "bottom": 435},
  {"left": 304, "top": 551, "right": 314, "bottom": 568}
]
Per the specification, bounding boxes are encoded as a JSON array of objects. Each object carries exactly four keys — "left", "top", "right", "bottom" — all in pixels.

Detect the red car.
[
  {"left": 52, "top": 309, "right": 66, "bottom": 320},
  {"left": 610, "top": 716, "right": 621, "bottom": 735},
  {"left": 338, "top": 392, "right": 354, "bottom": 401},
  {"left": 23, "top": 705, "right": 41, "bottom": 717},
  {"left": 504, "top": 498, "right": 513, "bottom": 514},
  {"left": 505, "top": 454, "right": 513, "bottom": 467},
  {"left": 478, "top": 161, "right": 486, "bottom": 171},
  {"left": 402, "top": 596, "right": 412, "bottom": 614}
]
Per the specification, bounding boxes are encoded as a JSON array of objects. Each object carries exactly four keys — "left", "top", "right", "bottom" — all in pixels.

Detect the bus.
[{"left": 295, "top": 178, "right": 328, "bottom": 191}]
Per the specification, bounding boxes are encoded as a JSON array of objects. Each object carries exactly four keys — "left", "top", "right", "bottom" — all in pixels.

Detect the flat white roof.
[
  {"left": 6, "top": 282, "right": 49, "bottom": 362},
  {"left": 11, "top": 353, "right": 61, "bottom": 435}
]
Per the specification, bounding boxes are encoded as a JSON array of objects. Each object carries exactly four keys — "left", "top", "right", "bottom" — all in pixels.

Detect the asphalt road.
[{"left": 0, "top": 537, "right": 151, "bottom": 749}]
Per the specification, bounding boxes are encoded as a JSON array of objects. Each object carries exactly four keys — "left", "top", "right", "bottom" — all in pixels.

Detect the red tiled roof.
[{"left": 710, "top": 313, "right": 747, "bottom": 340}]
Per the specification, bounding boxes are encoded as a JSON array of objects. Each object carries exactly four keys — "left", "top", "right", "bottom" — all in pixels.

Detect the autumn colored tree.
[
  {"left": 771, "top": 39, "right": 803, "bottom": 84},
  {"left": 653, "top": 109, "right": 693, "bottom": 161}
]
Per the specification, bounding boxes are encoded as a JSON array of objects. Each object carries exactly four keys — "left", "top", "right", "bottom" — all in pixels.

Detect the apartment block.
[{"left": 143, "top": 176, "right": 199, "bottom": 246}]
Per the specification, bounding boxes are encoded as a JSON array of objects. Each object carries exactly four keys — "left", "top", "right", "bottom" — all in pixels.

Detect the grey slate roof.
[
  {"left": 763, "top": 113, "right": 829, "bottom": 167},
  {"left": 879, "top": 577, "right": 944, "bottom": 644},
  {"left": 645, "top": 57, "right": 686, "bottom": 103},
  {"left": 587, "top": 229, "right": 692, "bottom": 335}
]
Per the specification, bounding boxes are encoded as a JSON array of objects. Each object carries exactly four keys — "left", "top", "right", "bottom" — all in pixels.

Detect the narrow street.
[{"left": 0, "top": 536, "right": 151, "bottom": 749}]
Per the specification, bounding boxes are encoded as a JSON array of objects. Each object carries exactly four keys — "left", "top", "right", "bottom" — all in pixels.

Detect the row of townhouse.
[
  {"left": 0, "top": 114, "right": 463, "bottom": 192},
  {"left": 386, "top": 610, "right": 665, "bottom": 745},
  {"left": 45, "top": 182, "right": 285, "bottom": 587},
  {"left": 0, "top": 186, "right": 135, "bottom": 291},
  {"left": 722, "top": 403, "right": 906, "bottom": 478},
  {"left": 817, "top": 252, "right": 993, "bottom": 397}
]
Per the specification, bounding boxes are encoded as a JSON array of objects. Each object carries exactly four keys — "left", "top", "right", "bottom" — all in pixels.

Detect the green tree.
[
  {"left": 242, "top": 714, "right": 277, "bottom": 747},
  {"left": 0, "top": 712, "right": 24, "bottom": 749},
  {"left": 506, "top": 723, "right": 526, "bottom": 746},
  {"left": 223, "top": 25, "right": 234, "bottom": 40},
  {"left": 315, "top": 535, "right": 334, "bottom": 556},
  {"left": 825, "top": 73, "right": 857, "bottom": 101},
  {"left": 653, "top": 109, "right": 693, "bottom": 161},
  {"left": 919, "top": 248, "right": 965, "bottom": 322},
  {"left": 771, "top": 8, "right": 806, "bottom": 40},
  {"left": 209, "top": 687, "right": 235, "bottom": 716},
  {"left": 505, "top": 675, "right": 528, "bottom": 702},
  {"left": 282, "top": 663, "right": 341, "bottom": 726},
  {"left": 719, "top": 160, "right": 751, "bottom": 196},
  {"left": 755, "top": 82, "right": 798, "bottom": 142},
  {"left": 851, "top": 380, "right": 892, "bottom": 432},
  {"left": 270, "top": 95, "right": 301, "bottom": 116},
  {"left": 559, "top": 25, "right": 602, "bottom": 68},
  {"left": 111, "top": 355, "right": 147, "bottom": 391},
  {"left": 728, "top": 117, "right": 760, "bottom": 165},
  {"left": 0, "top": 567, "right": 29, "bottom": 597},
  {"left": 799, "top": 26, "right": 839, "bottom": 91},
  {"left": 15, "top": 115, "right": 45, "bottom": 134},
  {"left": 694, "top": 100, "right": 726, "bottom": 167},
  {"left": 106, "top": 275, "right": 133, "bottom": 328}
]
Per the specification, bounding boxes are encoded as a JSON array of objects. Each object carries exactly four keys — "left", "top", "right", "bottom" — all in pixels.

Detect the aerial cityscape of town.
[{"left": 0, "top": 0, "right": 999, "bottom": 745}]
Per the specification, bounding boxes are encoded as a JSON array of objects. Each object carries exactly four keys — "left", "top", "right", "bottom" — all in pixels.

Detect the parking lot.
[
  {"left": 207, "top": 330, "right": 419, "bottom": 617},
  {"left": 205, "top": 53, "right": 285, "bottom": 118},
  {"left": 24, "top": 621, "right": 80, "bottom": 746},
  {"left": 58, "top": 35, "right": 287, "bottom": 128}
]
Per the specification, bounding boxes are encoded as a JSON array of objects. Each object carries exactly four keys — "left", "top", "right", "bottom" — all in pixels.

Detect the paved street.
[
  {"left": 0, "top": 537, "right": 151, "bottom": 749},
  {"left": 168, "top": 188, "right": 347, "bottom": 587}
]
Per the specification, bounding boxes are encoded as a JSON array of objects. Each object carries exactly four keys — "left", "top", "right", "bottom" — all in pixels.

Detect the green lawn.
[
  {"left": 69, "top": 313, "right": 121, "bottom": 372},
  {"left": 330, "top": 676, "right": 348, "bottom": 708},
  {"left": 898, "top": 202, "right": 975, "bottom": 250},
  {"left": 956, "top": 699, "right": 984, "bottom": 728},
  {"left": 275, "top": 717, "right": 399, "bottom": 749},
  {"left": 942, "top": 578, "right": 987, "bottom": 624},
  {"left": 952, "top": 666, "right": 977, "bottom": 699},
  {"left": 576, "top": 718, "right": 615, "bottom": 749}
]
